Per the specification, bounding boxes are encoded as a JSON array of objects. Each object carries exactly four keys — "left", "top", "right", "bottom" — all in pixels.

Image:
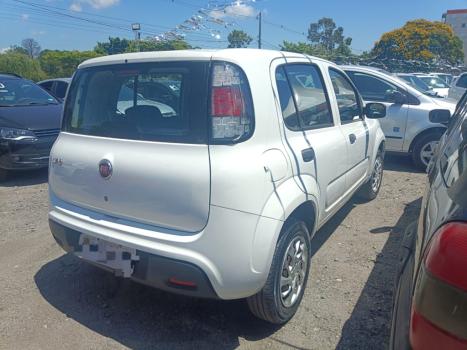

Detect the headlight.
[{"left": 0, "top": 127, "right": 37, "bottom": 141}]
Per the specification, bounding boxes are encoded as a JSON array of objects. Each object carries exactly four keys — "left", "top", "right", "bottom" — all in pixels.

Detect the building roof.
[{"left": 446, "top": 9, "right": 467, "bottom": 15}]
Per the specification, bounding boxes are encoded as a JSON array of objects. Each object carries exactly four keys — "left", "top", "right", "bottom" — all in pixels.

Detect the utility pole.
[{"left": 257, "top": 11, "right": 262, "bottom": 49}]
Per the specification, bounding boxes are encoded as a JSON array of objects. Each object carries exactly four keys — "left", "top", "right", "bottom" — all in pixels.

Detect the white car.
[
  {"left": 48, "top": 49, "right": 385, "bottom": 324},
  {"left": 416, "top": 75, "right": 450, "bottom": 98},
  {"left": 344, "top": 66, "right": 456, "bottom": 169},
  {"left": 448, "top": 72, "right": 467, "bottom": 101}
]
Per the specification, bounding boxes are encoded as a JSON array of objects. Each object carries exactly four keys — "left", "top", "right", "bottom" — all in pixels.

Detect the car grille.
[{"left": 34, "top": 128, "right": 60, "bottom": 138}]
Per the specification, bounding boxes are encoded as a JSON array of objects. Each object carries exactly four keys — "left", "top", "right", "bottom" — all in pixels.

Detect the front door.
[
  {"left": 346, "top": 70, "right": 409, "bottom": 152},
  {"left": 328, "top": 68, "right": 369, "bottom": 189}
]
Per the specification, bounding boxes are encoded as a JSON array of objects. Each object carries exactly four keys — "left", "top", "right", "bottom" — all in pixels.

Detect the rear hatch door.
[{"left": 49, "top": 60, "right": 211, "bottom": 233}]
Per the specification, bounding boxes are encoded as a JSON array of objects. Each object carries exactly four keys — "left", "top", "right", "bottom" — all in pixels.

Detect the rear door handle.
[
  {"left": 301, "top": 147, "right": 315, "bottom": 162},
  {"left": 349, "top": 133, "right": 357, "bottom": 144}
]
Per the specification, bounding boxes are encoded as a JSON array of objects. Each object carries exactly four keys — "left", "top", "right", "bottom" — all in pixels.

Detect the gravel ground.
[{"left": 0, "top": 155, "right": 426, "bottom": 350}]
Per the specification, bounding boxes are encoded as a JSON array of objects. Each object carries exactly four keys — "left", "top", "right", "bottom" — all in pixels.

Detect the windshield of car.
[
  {"left": 0, "top": 78, "right": 59, "bottom": 107},
  {"left": 419, "top": 76, "right": 450, "bottom": 89},
  {"left": 63, "top": 61, "right": 209, "bottom": 144}
]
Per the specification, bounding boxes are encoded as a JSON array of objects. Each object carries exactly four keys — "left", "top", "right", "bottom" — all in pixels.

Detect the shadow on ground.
[
  {"left": 336, "top": 198, "right": 422, "bottom": 350},
  {"left": 0, "top": 168, "right": 48, "bottom": 187},
  {"left": 384, "top": 154, "right": 424, "bottom": 174}
]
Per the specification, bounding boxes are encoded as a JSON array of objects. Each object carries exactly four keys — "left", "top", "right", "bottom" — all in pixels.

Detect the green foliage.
[
  {"left": 126, "top": 39, "right": 192, "bottom": 52},
  {"left": 95, "top": 37, "right": 131, "bottom": 55},
  {"left": 39, "top": 50, "right": 102, "bottom": 78},
  {"left": 372, "top": 19, "right": 464, "bottom": 64},
  {"left": 307, "top": 17, "right": 352, "bottom": 54},
  {"left": 0, "top": 52, "right": 46, "bottom": 81},
  {"left": 227, "top": 30, "right": 253, "bottom": 48},
  {"left": 280, "top": 41, "right": 330, "bottom": 58},
  {"left": 96, "top": 36, "right": 192, "bottom": 54}
]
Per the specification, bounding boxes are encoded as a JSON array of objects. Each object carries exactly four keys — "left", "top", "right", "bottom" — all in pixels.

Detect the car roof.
[
  {"left": 0, "top": 73, "right": 22, "bottom": 80},
  {"left": 78, "top": 48, "right": 335, "bottom": 69},
  {"left": 38, "top": 78, "right": 71, "bottom": 84}
]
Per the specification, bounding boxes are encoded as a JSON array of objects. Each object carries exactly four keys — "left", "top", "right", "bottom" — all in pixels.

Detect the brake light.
[
  {"left": 410, "top": 222, "right": 467, "bottom": 350},
  {"left": 210, "top": 62, "right": 253, "bottom": 142},
  {"left": 425, "top": 222, "right": 467, "bottom": 291}
]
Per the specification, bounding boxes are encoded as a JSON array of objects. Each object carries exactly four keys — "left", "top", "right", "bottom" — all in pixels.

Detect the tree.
[
  {"left": 39, "top": 50, "right": 102, "bottom": 78},
  {"left": 280, "top": 41, "right": 330, "bottom": 58},
  {"left": 94, "top": 37, "right": 131, "bottom": 55},
  {"left": 21, "top": 38, "right": 41, "bottom": 59},
  {"left": 227, "top": 30, "right": 253, "bottom": 48},
  {"left": 0, "top": 52, "right": 46, "bottom": 81},
  {"left": 371, "top": 19, "right": 464, "bottom": 65},
  {"left": 307, "top": 17, "right": 352, "bottom": 54},
  {"left": 126, "top": 39, "right": 192, "bottom": 52}
]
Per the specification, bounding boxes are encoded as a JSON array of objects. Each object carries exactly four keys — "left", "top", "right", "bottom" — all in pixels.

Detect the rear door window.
[
  {"left": 457, "top": 74, "right": 467, "bottom": 89},
  {"left": 329, "top": 69, "right": 362, "bottom": 123},
  {"left": 63, "top": 62, "right": 210, "bottom": 144},
  {"left": 346, "top": 71, "right": 401, "bottom": 103},
  {"left": 55, "top": 81, "right": 68, "bottom": 99}
]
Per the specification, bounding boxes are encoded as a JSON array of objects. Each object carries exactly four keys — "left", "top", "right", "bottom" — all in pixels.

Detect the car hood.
[{"left": 0, "top": 103, "right": 63, "bottom": 130}]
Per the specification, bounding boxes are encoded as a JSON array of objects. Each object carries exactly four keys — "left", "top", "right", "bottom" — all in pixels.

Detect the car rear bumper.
[
  {"left": 49, "top": 219, "right": 219, "bottom": 298},
  {"left": 0, "top": 138, "right": 55, "bottom": 170},
  {"left": 48, "top": 193, "right": 284, "bottom": 300}
]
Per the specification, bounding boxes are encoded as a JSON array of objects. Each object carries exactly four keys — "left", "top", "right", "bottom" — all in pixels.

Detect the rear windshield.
[{"left": 63, "top": 61, "right": 210, "bottom": 143}]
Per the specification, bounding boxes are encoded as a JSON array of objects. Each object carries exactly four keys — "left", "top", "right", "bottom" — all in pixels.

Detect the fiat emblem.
[{"left": 98, "top": 159, "right": 113, "bottom": 179}]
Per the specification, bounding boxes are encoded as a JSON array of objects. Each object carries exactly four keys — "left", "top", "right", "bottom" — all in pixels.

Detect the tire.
[
  {"left": 247, "top": 218, "right": 310, "bottom": 324},
  {"left": 358, "top": 150, "right": 384, "bottom": 201},
  {"left": 0, "top": 168, "right": 8, "bottom": 182},
  {"left": 412, "top": 132, "right": 443, "bottom": 171}
]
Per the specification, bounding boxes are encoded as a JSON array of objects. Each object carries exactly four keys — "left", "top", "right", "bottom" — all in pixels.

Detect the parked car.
[
  {"left": 395, "top": 73, "right": 439, "bottom": 97},
  {"left": 417, "top": 75, "right": 450, "bottom": 98},
  {"left": 429, "top": 73, "right": 454, "bottom": 86},
  {"left": 448, "top": 72, "right": 467, "bottom": 101},
  {"left": 343, "top": 66, "right": 456, "bottom": 169},
  {"left": 390, "top": 91, "right": 467, "bottom": 350},
  {"left": 48, "top": 49, "right": 386, "bottom": 324},
  {"left": 0, "top": 73, "right": 62, "bottom": 181},
  {"left": 38, "top": 78, "right": 71, "bottom": 100}
]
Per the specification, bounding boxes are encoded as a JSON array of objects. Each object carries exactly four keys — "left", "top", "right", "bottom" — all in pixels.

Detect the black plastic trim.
[{"left": 49, "top": 219, "right": 219, "bottom": 299}]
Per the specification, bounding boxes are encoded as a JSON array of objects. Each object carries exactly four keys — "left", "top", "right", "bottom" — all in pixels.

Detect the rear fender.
[{"left": 251, "top": 175, "right": 319, "bottom": 274}]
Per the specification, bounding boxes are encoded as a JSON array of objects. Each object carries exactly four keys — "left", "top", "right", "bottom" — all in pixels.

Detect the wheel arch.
[{"left": 408, "top": 127, "right": 446, "bottom": 153}]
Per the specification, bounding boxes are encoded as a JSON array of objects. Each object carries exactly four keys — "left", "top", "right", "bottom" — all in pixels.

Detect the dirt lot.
[{"left": 0, "top": 155, "right": 426, "bottom": 350}]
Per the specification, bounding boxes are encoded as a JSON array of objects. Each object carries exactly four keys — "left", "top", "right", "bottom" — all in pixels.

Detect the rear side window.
[
  {"left": 457, "top": 74, "right": 467, "bottom": 89},
  {"left": 276, "top": 64, "right": 333, "bottom": 130},
  {"left": 346, "top": 71, "right": 400, "bottom": 102},
  {"left": 63, "top": 61, "right": 209, "bottom": 144},
  {"left": 55, "top": 81, "right": 68, "bottom": 99}
]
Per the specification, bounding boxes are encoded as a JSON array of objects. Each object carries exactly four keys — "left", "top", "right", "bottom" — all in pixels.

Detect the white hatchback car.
[{"left": 48, "top": 49, "right": 385, "bottom": 324}]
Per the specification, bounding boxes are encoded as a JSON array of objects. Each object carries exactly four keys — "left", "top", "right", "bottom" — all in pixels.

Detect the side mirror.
[
  {"left": 365, "top": 103, "right": 386, "bottom": 119},
  {"left": 429, "top": 109, "right": 451, "bottom": 124},
  {"left": 385, "top": 90, "right": 406, "bottom": 104}
]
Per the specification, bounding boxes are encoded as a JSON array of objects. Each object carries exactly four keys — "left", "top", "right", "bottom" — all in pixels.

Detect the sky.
[{"left": 0, "top": 0, "right": 466, "bottom": 53}]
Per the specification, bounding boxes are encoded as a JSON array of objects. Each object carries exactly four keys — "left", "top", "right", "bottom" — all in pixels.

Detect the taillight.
[
  {"left": 210, "top": 62, "right": 254, "bottom": 142},
  {"left": 425, "top": 222, "right": 467, "bottom": 291},
  {"left": 410, "top": 222, "right": 467, "bottom": 350}
]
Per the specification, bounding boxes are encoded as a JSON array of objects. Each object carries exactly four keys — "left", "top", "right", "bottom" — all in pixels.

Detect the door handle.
[
  {"left": 349, "top": 133, "right": 357, "bottom": 144},
  {"left": 301, "top": 147, "right": 315, "bottom": 162}
]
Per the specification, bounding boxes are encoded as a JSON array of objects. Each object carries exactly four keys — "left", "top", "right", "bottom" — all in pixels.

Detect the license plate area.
[{"left": 77, "top": 235, "right": 139, "bottom": 277}]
